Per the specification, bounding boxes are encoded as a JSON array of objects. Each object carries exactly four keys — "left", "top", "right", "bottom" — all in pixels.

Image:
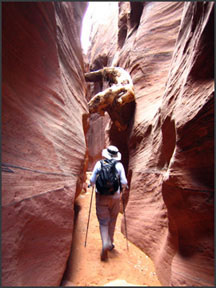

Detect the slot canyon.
[{"left": 2, "top": 1, "right": 214, "bottom": 287}]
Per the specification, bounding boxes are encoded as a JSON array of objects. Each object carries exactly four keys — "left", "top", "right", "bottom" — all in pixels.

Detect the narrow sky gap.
[{"left": 81, "top": 2, "right": 118, "bottom": 54}]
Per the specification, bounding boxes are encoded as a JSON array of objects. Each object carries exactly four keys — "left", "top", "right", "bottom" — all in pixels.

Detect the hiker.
[
  {"left": 89, "top": 145, "right": 128, "bottom": 261},
  {"left": 85, "top": 67, "right": 135, "bottom": 116}
]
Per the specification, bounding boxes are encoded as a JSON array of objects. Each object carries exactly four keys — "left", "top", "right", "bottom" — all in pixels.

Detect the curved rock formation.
[
  {"left": 86, "top": 1, "right": 214, "bottom": 286},
  {"left": 85, "top": 66, "right": 135, "bottom": 131},
  {"left": 2, "top": 2, "right": 88, "bottom": 286},
  {"left": 2, "top": 2, "right": 214, "bottom": 286}
]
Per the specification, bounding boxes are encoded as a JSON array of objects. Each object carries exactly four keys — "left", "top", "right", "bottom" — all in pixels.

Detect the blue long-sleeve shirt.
[{"left": 90, "top": 160, "right": 128, "bottom": 194}]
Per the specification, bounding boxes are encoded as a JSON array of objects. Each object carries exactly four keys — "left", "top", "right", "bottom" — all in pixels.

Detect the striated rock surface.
[
  {"left": 87, "top": 2, "right": 119, "bottom": 69},
  {"left": 154, "top": 3, "right": 214, "bottom": 286},
  {"left": 87, "top": 2, "right": 214, "bottom": 286},
  {"left": 85, "top": 3, "right": 119, "bottom": 169},
  {"left": 2, "top": 2, "right": 88, "bottom": 286}
]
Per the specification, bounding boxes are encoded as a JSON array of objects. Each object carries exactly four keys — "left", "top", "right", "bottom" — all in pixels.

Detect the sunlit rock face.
[
  {"left": 85, "top": 3, "right": 119, "bottom": 169},
  {"left": 2, "top": 2, "right": 88, "bottom": 286},
  {"left": 87, "top": 1, "right": 214, "bottom": 286}
]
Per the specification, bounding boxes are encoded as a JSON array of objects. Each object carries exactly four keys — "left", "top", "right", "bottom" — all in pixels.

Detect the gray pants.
[{"left": 96, "top": 192, "right": 120, "bottom": 249}]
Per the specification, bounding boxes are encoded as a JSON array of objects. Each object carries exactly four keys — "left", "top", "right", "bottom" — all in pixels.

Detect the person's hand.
[{"left": 122, "top": 184, "right": 129, "bottom": 191}]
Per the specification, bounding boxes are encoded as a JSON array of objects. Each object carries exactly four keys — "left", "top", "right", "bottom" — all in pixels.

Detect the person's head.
[{"left": 102, "top": 145, "right": 121, "bottom": 161}]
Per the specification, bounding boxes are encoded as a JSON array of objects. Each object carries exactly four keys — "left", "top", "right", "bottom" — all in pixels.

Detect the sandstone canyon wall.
[
  {"left": 86, "top": 3, "right": 119, "bottom": 169},
  {"left": 2, "top": 2, "right": 88, "bottom": 286},
  {"left": 86, "top": 2, "right": 214, "bottom": 286}
]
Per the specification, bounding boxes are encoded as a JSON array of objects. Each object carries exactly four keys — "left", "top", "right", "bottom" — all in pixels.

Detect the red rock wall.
[
  {"left": 86, "top": 3, "right": 119, "bottom": 169},
  {"left": 155, "top": 3, "right": 214, "bottom": 285},
  {"left": 87, "top": 2, "right": 214, "bottom": 286},
  {"left": 2, "top": 2, "right": 88, "bottom": 286}
]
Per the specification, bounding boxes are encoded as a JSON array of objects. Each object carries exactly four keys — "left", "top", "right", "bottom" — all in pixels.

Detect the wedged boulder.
[
  {"left": 2, "top": 2, "right": 88, "bottom": 286},
  {"left": 85, "top": 3, "right": 119, "bottom": 169},
  {"left": 86, "top": 1, "right": 214, "bottom": 286}
]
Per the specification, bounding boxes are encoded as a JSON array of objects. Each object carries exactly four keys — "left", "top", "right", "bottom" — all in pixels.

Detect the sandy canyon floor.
[{"left": 62, "top": 183, "right": 161, "bottom": 287}]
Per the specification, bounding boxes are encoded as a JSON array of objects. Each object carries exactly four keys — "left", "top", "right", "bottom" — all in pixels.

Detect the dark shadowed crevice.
[
  {"left": 90, "top": 54, "right": 108, "bottom": 72},
  {"left": 118, "top": 2, "right": 144, "bottom": 48},
  {"left": 89, "top": 55, "right": 108, "bottom": 92},
  {"left": 190, "top": 5, "right": 214, "bottom": 80},
  {"left": 118, "top": 22, "right": 128, "bottom": 49},
  {"left": 108, "top": 101, "right": 136, "bottom": 208},
  {"left": 158, "top": 116, "right": 176, "bottom": 170},
  {"left": 108, "top": 102, "right": 136, "bottom": 174},
  {"left": 129, "top": 2, "right": 144, "bottom": 31},
  {"left": 60, "top": 201, "right": 82, "bottom": 286}
]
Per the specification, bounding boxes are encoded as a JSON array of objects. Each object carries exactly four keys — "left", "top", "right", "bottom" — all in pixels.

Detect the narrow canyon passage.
[
  {"left": 61, "top": 175, "right": 161, "bottom": 287},
  {"left": 2, "top": 2, "right": 214, "bottom": 286}
]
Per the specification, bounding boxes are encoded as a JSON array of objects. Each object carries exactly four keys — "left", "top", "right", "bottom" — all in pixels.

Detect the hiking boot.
[
  {"left": 109, "top": 243, "right": 115, "bottom": 251},
  {"left": 100, "top": 247, "right": 108, "bottom": 261}
]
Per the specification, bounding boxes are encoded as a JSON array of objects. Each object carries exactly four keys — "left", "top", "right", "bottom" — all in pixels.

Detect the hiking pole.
[
  {"left": 122, "top": 190, "right": 129, "bottom": 251},
  {"left": 84, "top": 184, "right": 94, "bottom": 247}
]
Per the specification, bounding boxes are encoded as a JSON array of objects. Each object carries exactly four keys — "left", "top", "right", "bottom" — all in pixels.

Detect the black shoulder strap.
[
  {"left": 100, "top": 160, "right": 104, "bottom": 168},
  {"left": 112, "top": 159, "right": 118, "bottom": 165},
  {"left": 101, "top": 159, "right": 118, "bottom": 166},
  {"left": 110, "top": 159, "right": 118, "bottom": 170}
]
